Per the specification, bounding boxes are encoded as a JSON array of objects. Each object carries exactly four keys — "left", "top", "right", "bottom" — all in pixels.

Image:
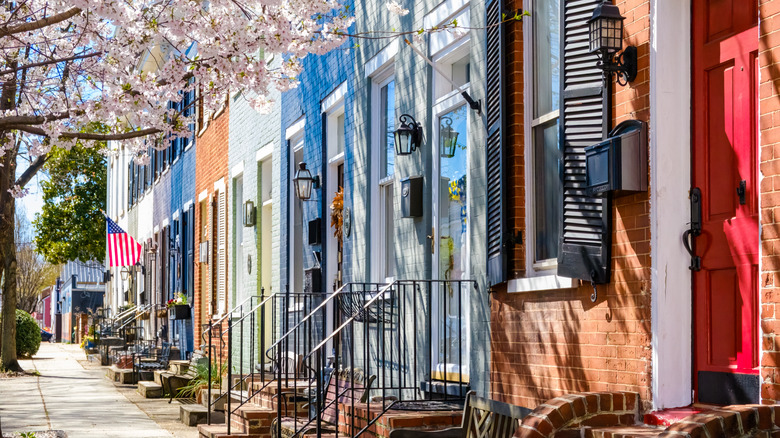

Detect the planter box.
[{"left": 169, "top": 304, "right": 191, "bottom": 320}]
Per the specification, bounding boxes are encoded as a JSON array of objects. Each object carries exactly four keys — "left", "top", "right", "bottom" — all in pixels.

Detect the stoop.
[{"left": 138, "top": 381, "right": 163, "bottom": 398}]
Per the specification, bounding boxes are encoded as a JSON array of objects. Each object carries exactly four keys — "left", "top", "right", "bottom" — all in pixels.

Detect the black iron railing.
[
  {"left": 203, "top": 290, "right": 328, "bottom": 425},
  {"left": 276, "top": 279, "right": 475, "bottom": 438}
]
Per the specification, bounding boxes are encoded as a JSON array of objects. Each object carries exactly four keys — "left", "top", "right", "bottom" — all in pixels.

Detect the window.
[
  {"left": 528, "top": 0, "right": 561, "bottom": 267},
  {"left": 378, "top": 78, "right": 395, "bottom": 280},
  {"left": 232, "top": 174, "right": 243, "bottom": 305}
]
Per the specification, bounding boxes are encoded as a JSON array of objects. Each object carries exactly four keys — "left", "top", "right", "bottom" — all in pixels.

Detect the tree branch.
[
  {"left": 10, "top": 125, "right": 161, "bottom": 141},
  {"left": 0, "top": 7, "right": 82, "bottom": 37},
  {"left": 0, "top": 52, "right": 101, "bottom": 76},
  {"left": 15, "top": 154, "right": 48, "bottom": 189},
  {"left": 0, "top": 112, "right": 73, "bottom": 127}
]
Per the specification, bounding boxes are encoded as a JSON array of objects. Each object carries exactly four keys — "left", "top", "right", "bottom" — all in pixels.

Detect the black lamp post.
[
  {"left": 394, "top": 114, "right": 423, "bottom": 156},
  {"left": 293, "top": 162, "right": 320, "bottom": 201},
  {"left": 439, "top": 117, "right": 459, "bottom": 159},
  {"left": 588, "top": 0, "right": 637, "bottom": 85}
]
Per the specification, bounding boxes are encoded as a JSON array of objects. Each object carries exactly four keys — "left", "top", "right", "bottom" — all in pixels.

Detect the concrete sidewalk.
[{"left": 0, "top": 343, "right": 198, "bottom": 438}]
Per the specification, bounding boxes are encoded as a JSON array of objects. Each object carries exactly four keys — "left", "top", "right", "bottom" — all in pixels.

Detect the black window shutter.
[
  {"left": 556, "top": 0, "right": 611, "bottom": 284},
  {"left": 485, "top": 0, "right": 508, "bottom": 287}
]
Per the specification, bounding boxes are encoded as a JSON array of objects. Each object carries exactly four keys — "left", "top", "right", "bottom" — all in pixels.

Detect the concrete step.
[
  {"left": 169, "top": 360, "right": 190, "bottom": 374},
  {"left": 586, "top": 425, "right": 665, "bottom": 438},
  {"left": 137, "top": 380, "right": 163, "bottom": 398},
  {"left": 106, "top": 365, "right": 137, "bottom": 384},
  {"left": 181, "top": 402, "right": 225, "bottom": 427}
]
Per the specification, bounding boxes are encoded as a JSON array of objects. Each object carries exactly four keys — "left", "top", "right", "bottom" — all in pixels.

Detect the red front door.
[{"left": 692, "top": 0, "right": 759, "bottom": 404}]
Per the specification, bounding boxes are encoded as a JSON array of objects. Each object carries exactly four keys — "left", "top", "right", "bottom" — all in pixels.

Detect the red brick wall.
[
  {"left": 194, "top": 106, "right": 230, "bottom": 344},
  {"left": 491, "top": 0, "right": 652, "bottom": 411},
  {"left": 759, "top": 0, "right": 780, "bottom": 404}
]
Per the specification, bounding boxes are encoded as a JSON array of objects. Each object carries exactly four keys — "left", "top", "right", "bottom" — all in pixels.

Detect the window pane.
[
  {"left": 438, "top": 104, "right": 468, "bottom": 281},
  {"left": 534, "top": 120, "right": 562, "bottom": 261},
  {"left": 381, "top": 81, "right": 395, "bottom": 178},
  {"left": 533, "top": 0, "right": 560, "bottom": 118}
]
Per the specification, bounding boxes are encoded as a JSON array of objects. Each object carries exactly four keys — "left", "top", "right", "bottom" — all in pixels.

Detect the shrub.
[{"left": 0, "top": 309, "right": 42, "bottom": 358}]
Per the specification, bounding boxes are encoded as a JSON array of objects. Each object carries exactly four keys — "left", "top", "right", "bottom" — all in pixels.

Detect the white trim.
[
  {"left": 429, "top": 8, "right": 470, "bottom": 57},
  {"left": 172, "top": 210, "right": 180, "bottom": 221},
  {"left": 424, "top": 0, "right": 470, "bottom": 29},
  {"left": 231, "top": 162, "right": 244, "bottom": 178},
  {"left": 198, "top": 190, "right": 209, "bottom": 202},
  {"left": 650, "top": 0, "right": 692, "bottom": 410},
  {"left": 154, "top": 225, "right": 160, "bottom": 234},
  {"left": 321, "top": 81, "right": 347, "bottom": 113},
  {"left": 183, "top": 200, "right": 193, "bottom": 211},
  {"left": 262, "top": 199, "right": 273, "bottom": 208},
  {"left": 433, "top": 87, "right": 469, "bottom": 115},
  {"left": 256, "top": 142, "right": 274, "bottom": 162},
  {"left": 328, "top": 152, "right": 345, "bottom": 166},
  {"left": 507, "top": 275, "right": 578, "bottom": 293},
  {"left": 214, "top": 178, "right": 226, "bottom": 193},
  {"left": 162, "top": 218, "right": 169, "bottom": 228},
  {"left": 365, "top": 40, "right": 399, "bottom": 78},
  {"left": 286, "top": 116, "right": 306, "bottom": 140}
]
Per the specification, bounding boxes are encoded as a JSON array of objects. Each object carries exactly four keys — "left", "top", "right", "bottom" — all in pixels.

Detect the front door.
[{"left": 692, "top": 0, "right": 759, "bottom": 404}]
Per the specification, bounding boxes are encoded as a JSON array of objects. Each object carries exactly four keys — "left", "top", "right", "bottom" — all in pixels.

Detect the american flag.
[{"left": 106, "top": 216, "right": 143, "bottom": 267}]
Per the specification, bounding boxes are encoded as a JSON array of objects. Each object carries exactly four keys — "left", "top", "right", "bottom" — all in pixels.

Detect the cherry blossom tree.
[{"left": 0, "top": 0, "right": 353, "bottom": 371}]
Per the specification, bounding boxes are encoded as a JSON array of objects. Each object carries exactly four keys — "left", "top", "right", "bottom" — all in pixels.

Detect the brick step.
[
  {"left": 181, "top": 402, "right": 225, "bottom": 426},
  {"left": 586, "top": 425, "right": 664, "bottom": 438},
  {"left": 229, "top": 405, "right": 276, "bottom": 436},
  {"left": 197, "top": 423, "right": 269, "bottom": 438},
  {"left": 643, "top": 407, "right": 704, "bottom": 427}
]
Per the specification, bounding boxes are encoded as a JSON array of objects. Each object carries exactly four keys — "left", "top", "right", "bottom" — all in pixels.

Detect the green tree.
[{"left": 33, "top": 143, "right": 106, "bottom": 265}]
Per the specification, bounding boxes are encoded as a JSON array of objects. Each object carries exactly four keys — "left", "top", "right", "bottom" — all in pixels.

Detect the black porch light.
[
  {"left": 394, "top": 114, "right": 423, "bottom": 156},
  {"left": 293, "top": 162, "right": 320, "bottom": 201},
  {"left": 439, "top": 117, "right": 459, "bottom": 159},
  {"left": 588, "top": 0, "right": 637, "bottom": 85},
  {"left": 120, "top": 267, "right": 131, "bottom": 281}
]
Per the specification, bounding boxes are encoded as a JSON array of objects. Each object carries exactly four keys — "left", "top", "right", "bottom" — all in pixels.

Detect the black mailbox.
[
  {"left": 400, "top": 176, "right": 423, "bottom": 218},
  {"left": 585, "top": 120, "right": 647, "bottom": 197}
]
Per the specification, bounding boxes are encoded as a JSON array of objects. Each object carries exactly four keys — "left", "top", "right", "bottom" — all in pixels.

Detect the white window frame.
[
  {"left": 370, "top": 67, "right": 396, "bottom": 283},
  {"left": 288, "top": 134, "right": 305, "bottom": 312},
  {"left": 514, "top": 0, "right": 577, "bottom": 292}
]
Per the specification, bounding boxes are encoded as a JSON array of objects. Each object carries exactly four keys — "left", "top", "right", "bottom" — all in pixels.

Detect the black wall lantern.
[
  {"left": 293, "top": 162, "right": 320, "bottom": 201},
  {"left": 439, "top": 117, "right": 459, "bottom": 159},
  {"left": 588, "top": 0, "right": 637, "bottom": 85},
  {"left": 243, "top": 200, "right": 256, "bottom": 227},
  {"left": 394, "top": 114, "right": 423, "bottom": 156}
]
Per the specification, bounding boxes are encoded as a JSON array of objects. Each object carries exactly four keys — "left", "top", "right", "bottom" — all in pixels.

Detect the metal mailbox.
[
  {"left": 400, "top": 176, "right": 423, "bottom": 218},
  {"left": 585, "top": 119, "right": 648, "bottom": 197}
]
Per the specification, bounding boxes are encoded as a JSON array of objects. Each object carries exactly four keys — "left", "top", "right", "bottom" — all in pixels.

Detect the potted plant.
[
  {"left": 177, "top": 361, "right": 225, "bottom": 406},
  {"left": 167, "top": 292, "right": 191, "bottom": 320}
]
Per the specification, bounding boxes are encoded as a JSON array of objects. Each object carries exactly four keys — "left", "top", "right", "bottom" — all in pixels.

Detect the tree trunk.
[{"left": 0, "top": 146, "right": 21, "bottom": 371}]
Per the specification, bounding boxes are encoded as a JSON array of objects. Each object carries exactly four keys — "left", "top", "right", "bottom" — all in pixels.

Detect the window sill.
[{"left": 507, "top": 275, "right": 578, "bottom": 293}]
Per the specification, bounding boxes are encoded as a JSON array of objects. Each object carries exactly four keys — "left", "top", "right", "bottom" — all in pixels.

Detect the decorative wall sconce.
[
  {"left": 243, "top": 200, "right": 256, "bottom": 227},
  {"left": 293, "top": 162, "right": 320, "bottom": 201},
  {"left": 394, "top": 114, "right": 423, "bottom": 156},
  {"left": 588, "top": 0, "right": 637, "bottom": 85}
]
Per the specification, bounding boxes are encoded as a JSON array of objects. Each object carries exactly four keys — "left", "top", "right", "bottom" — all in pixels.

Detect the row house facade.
[{"left": 104, "top": 0, "right": 780, "bottom": 424}]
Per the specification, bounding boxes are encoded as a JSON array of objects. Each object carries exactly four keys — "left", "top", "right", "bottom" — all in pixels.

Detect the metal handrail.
[
  {"left": 278, "top": 279, "right": 476, "bottom": 438},
  {"left": 263, "top": 282, "right": 389, "bottom": 362}
]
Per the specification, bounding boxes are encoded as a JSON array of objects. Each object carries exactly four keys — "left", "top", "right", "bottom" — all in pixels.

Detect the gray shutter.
[
  {"left": 485, "top": 0, "right": 508, "bottom": 287},
  {"left": 556, "top": 0, "right": 611, "bottom": 284}
]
